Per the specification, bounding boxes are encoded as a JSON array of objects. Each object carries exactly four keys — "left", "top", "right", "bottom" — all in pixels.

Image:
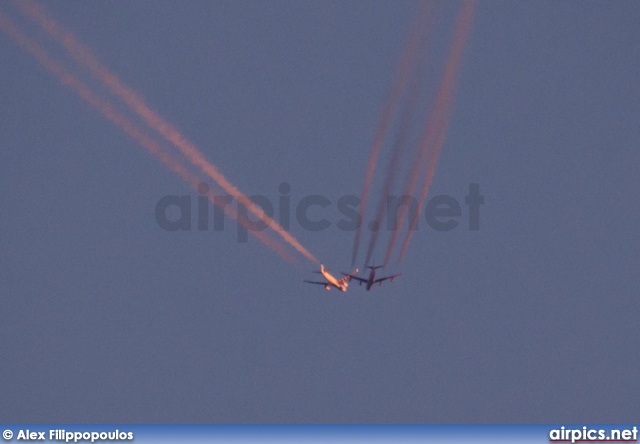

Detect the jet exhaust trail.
[
  {"left": 383, "top": 0, "right": 475, "bottom": 266},
  {"left": 17, "top": 0, "right": 318, "bottom": 264},
  {"left": 397, "top": 0, "right": 475, "bottom": 264},
  {"left": 350, "top": 0, "right": 433, "bottom": 266},
  {"left": 363, "top": 64, "right": 425, "bottom": 267},
  {"left": 0, "top": 11, "right": 297, "bottom": 265}
]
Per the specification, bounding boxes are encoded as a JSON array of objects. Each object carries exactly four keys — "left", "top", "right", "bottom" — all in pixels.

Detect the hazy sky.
[{"left": 1, "top": 1, "right": 639, "bottom": 422}]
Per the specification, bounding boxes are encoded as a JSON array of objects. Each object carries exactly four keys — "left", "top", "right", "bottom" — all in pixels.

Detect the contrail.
[
  {"left": 351, "top": 0, "right": 432, "bottom": 266},
  {"left": 0, "top": 11, "right": 297, "bottom": 265},
  {"left": 363, "top": 63, "right": 425, "bottom": 267},
  {"left": 17, "top": 0, "right": 317, "bottom": 264},
  {"left": 382, "top": 112, "right": 433, "bottom": 266},
  {"left": 398, "top": 0, "right": 475, "bottom": 263}
]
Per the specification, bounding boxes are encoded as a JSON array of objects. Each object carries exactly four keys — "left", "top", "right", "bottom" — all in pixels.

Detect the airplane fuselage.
[
  {"left": 321, "top": 265, "right": 348, "bottom": 291},
  {"left": 304, "top": 264, "right": 355, "bottom": 292},
  {"left": 365, "top": 268, "right": 376, "bottom": 291}
]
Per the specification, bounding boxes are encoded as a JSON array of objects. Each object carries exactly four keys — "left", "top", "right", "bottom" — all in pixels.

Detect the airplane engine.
[
  {"left": 325, "top": 285, "right": 330, "bottom": 291},
  {"left": 391, "top": 277, "right": 395, "bottom": 283}
]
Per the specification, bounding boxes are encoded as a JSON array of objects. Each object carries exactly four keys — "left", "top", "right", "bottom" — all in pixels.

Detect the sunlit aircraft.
[
  {"left": 342, "top": 265, "right": 401, "bottom": 291},
  {"left": 304, "top": 264, "right": 357, "bottom": 292}
]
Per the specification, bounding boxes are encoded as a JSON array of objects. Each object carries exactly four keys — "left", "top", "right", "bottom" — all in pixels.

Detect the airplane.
[
  {"left": 304, "top": 264, "right": 357, "bottom": 292},
  {"left": 342, "top": 265, "right": 402, "bottom": 291}
]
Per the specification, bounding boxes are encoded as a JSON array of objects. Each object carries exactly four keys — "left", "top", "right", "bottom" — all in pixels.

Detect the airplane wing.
[
  {"left": 340, "top": 268, "right": 360, "bottom": 282},
  {"left": 304, "top": 280, "right": 329, "bottom": 285},
  {"left": 341, "top": 273, "right": 368, "bottom": 283},
  {"left": 373, "top": 273, "right": 402, "bottom": 284}
]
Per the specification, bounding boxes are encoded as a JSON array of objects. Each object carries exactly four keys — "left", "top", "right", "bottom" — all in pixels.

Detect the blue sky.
[{"left": 1, "top": 1, "right": 639, "bottom": 422}]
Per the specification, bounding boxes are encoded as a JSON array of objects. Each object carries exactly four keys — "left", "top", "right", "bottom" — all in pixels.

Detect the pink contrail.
[
  {"left": 397, "top": 0, "right": 476, "bottom": 263},
  {"left": 382, "top": 112, "right": 434, "bottom": 265},
  {"left": 385, "top": 0, "right": 475, "bottom": 266},
  {"left": 0, "top": 11, "right": 296, "bottom": 265},
  {"left": 18, "top": 0, "right": 317, "bottom": 264},
  {"left": 351, "top": 0, "right": 432, "bottom": 266},
  {"left": 363, "top": 65, "right": 424, "bottom": 267}
]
